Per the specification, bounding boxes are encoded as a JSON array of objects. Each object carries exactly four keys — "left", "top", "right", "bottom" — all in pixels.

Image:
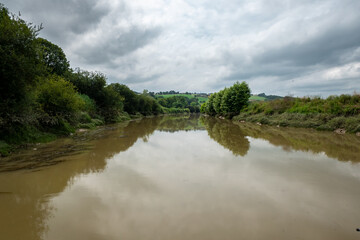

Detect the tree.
[
  {"left": 36, "top": 37, "right": 70, "bottom": 76},
  {"left": 213, "top": 90, "right": 224, "bottom": 114},
  {"left": 220, "top": 82, "right": 250, "bottom": 116},
  {"left": 65, "top": 68, "right": 107, "bottom": 106},
  {"left": 100, "top": 85, "right": 124, "bottom": 122},
  {"left": 0, "top": 4, "right": 42, "bottom": 115},
  {"left": 36, "top": 75, "right": 84, "bottom": 120},
  {"left": 206, "top": 93, "right": 217, "bottom": 115},
  {"left": 202, "top": 81, "right": 251, "bottom": 117},
  {"left": 228, "top": 81, "right": 251, "bottom": 114},
  {"left": 109, "top": 83, "right": 139, "bottom": 114}
]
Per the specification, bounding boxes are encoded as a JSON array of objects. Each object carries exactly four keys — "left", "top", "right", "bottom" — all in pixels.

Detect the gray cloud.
[
  {"left": 3, "top": 0, "right": 110, "bottom": 45},
  {"left": 257, "top": 23, "right": 360, "bottom": 67},
  {"left": 2, "top": 0, "right": 360, "bottom": 96},
  {"left": 76, "top": 26, "right": 162, "bottom": 65}
]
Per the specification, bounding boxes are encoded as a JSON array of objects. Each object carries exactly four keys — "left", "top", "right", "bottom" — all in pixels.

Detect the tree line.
[
  {"left": 157, "top": 95, "right": 200, "bottom": 113},
  {"left": 0, "top": 4, "right": 163, "bottom": 154}
]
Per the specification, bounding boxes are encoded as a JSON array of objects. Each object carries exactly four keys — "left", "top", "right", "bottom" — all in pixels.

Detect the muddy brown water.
[{"left": 1, "top": 115, "right": 360, "bottom": 240}]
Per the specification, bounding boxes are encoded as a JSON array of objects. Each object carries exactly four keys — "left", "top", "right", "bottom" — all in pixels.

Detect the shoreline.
[
  {"left": 232, "top": 112, "right": 360, "bottom": 135},
  {"left": 0, "top": 112, "right": 193, "bottom": 157}
]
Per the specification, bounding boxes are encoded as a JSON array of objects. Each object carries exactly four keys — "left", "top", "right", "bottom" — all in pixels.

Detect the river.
[{"left": 0, "top": 114, "right": 360, "bottom": 240}]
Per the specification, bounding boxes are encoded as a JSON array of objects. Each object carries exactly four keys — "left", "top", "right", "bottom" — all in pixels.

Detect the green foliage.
[
  {"left": 162, "top": 107, "right": 190, "bottom": 114},
  {"left": 157, "top": 95, "right": 200, "bottom": 113},
  {"left": 213, "top": 90, "right": 224, "bottom": 114},
  {"left": 77, "top": 112, "right": 92, "bottom": 123},
  {"left": 36, "top": 75, "right": 84, "bottom": 121},
  {"left": 242, "top": 94, "right": 360, "bottom": 116},
  {"left": 78, "top": 117, "right": 106, "bottom": 129},
  {"left": 65, "top": 68, "right": 107, "bottom": 106},
  {"left": 65, "top": 71, "right": 129, "bottom": 122},
  {"left": 138, "top": 94, "right": 162, "bottom": 115},
  {"left": 0, "top": 140, "right": 12, "bottom": 156},
  {"left": 36, "top": 37, "right": 70, "bottom": 76},
  {"left": 1, "top": 3, "right": 159, "bottom": 155},
  {"left": 79, "top": 94, "right": 97, "bottom": 116},
  {"left": 99, "top": 85, "right": 124, "bottom": 122},
  {"left": 222, "top": 81, "right": 251, "bottom": 116},
  {"left": 202, "top": 81, "right": 251, "bottom": 117},
  {"left": 206, "top": 93, "right": 217, "bottom": 115},
  {"left": 200, "top": 102, "right": 207, "bottom": 113},
  {"left": 0, "top": 5, "right": 43, "bottom": 116},
  {"left": 234, "top": 111, "right": 360, "bottom": 133},
  {"left": 249, "top": 95, "right": 266, "bottom": 101},
  {"left": 108, "top": 83, "right": 138, "bottom": 114},
  {"left": 0, "top": 124, "right": 56, "bottom": 145},
  {"left": 110, "top": 83, "right": 162, "bottom": 116}
]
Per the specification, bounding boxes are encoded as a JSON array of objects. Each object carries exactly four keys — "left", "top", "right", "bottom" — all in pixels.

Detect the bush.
[
  {"left": 79, "top": 94, "right": 97, "bottom": 116},
  {"left": 36, "top": 75, "right": 84, "bottom": 121},
  {"left": 0, "top": 140, "right": 12, "bottom": 156}
]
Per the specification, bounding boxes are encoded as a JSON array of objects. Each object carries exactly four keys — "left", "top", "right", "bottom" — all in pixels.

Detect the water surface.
[{"left": 1, "top": 115, "right": 360, "bottom": 240}]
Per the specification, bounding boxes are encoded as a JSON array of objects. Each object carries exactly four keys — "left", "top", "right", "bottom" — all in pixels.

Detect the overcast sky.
[{"left": 3, "top": 0, "right": 360, "bottom": 96}]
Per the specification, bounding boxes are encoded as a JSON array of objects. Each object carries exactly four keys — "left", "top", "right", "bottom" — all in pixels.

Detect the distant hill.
[
  {"left": 155, "top": 92, "right": 282, "bottom": 103},
  {"left": 155, "top": 93, "right": 208, "bottom": 103},
  {"left": 250, "top": 93, "right": 283, "bottom": 101}
]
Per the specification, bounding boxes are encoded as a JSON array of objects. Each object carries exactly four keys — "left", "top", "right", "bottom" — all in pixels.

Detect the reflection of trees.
[
  {"left": 201, "top": 117, "right": 250, "bottom": 156},
  {"left": 0, "top": 114, "right": 213, "bottom": 239},
  {"left": 235, "top": 122, "right": 360, "bottom": 162},
  {"left": 157, "top": 114, "right": 205, "bottom": 132},
  {"left": 0, "top": 117, "right": 162, "bottom": 240}
]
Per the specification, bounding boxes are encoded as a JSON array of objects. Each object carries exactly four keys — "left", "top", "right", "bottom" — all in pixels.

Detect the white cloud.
[{"left": 2, "top": 0, "right": 360, "bottom": 95}]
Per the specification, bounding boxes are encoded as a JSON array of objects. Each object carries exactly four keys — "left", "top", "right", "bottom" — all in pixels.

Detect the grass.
[
  {"left": 233, "top": 94, "right": 360, "bottom": 133},
  {"left": 157, "top": 94, "right": 208, "bottom": 103},
  {"left": 249, "top": 95, "right": 266, "bottom": 101},
  {"left": 0, "top": 124, "right": 58, "bottom": 157},
  {"left": 234, "top": 112, "right": 360, "bottom": 133}
]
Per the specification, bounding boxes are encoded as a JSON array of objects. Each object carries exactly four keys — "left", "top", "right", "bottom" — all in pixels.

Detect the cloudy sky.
[{"left": 3, "top": 0, "right": 360, "bottom": 96}]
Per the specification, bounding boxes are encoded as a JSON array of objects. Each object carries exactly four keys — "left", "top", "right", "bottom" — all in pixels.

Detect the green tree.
[
  {"left": 100, "top": 85, "right": 124, "bottom": 122},
  {"left": 36, "top": 75, "right": 84, "bottom": 120},
  {"left": 0, "top": 5, "right": 43, "bottom": 116},
  {"left": 108, "top": 83, "right": 139, "bottom": 114},
  {"left": 213, "top": 90, "right": 224, "bottom": 114},
  {"left": 36, "top": 37, "right": 70, "bottom": 76},
  {"left": 206, "top": 93, "right": 217, "bottom": 115},
  {"left": 221, "top": 82, "right": 250, "bottom": 116},
  {"left": 65, "top": 69, "right": 106, "bottom": 106}
]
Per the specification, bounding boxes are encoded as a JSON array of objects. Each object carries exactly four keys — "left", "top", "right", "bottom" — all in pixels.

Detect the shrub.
[
  {"left": 36, "top": 75, "right": 84, "bottom": 121},
  {"left": 79, "top": 94, "right": 97, "bottom": 116}
]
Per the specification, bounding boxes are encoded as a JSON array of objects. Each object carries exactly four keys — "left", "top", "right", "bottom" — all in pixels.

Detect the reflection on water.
[
  {"left": 201, "top": 117, "right": 250, "bottom": 156},
  {"left": 233, "top": 120, "right": 360, "bottom": 163},
  {"left": 0, "top": 115, "right": 360, "bottom": 240}
]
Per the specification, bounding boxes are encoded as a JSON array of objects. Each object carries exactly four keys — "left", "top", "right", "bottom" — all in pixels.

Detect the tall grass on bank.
[{"left": 233, "top": 94, "right": 360, "bottom": 133}]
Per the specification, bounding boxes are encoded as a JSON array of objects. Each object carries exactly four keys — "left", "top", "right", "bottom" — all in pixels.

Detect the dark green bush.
[{"left": 36, "top": 75, "right": 84, "bottom": 121}]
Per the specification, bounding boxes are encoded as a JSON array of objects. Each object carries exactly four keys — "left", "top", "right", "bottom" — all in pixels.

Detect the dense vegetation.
[
  {"left": 156, "top": 95, "right": 201, "bottom": 113},
  {"left": 0, "top": 4, "right": 163, "bottom": 156},
  {"left": 201, "top": 81, "right": 251, "bottom": 118},
  {"left": 200, "top": 79, "right": 359, "bottom": 133},
  {"left": 233, "top": 95, "right": 360, "bottom": 133}
]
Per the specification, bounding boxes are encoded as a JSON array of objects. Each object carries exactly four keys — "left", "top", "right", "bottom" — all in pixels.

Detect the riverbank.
[
  {"left": 0, "top": 112, "right": 193, "bottom": 157},
  {"left": 233, "top": 112, "right": 360, "bottom": 134},
  {"left": 230, "top": 94, "right": 360, "bottom": 135},
  {"left": 0, "top": 112, "right": 132, "bottom": 157}
]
